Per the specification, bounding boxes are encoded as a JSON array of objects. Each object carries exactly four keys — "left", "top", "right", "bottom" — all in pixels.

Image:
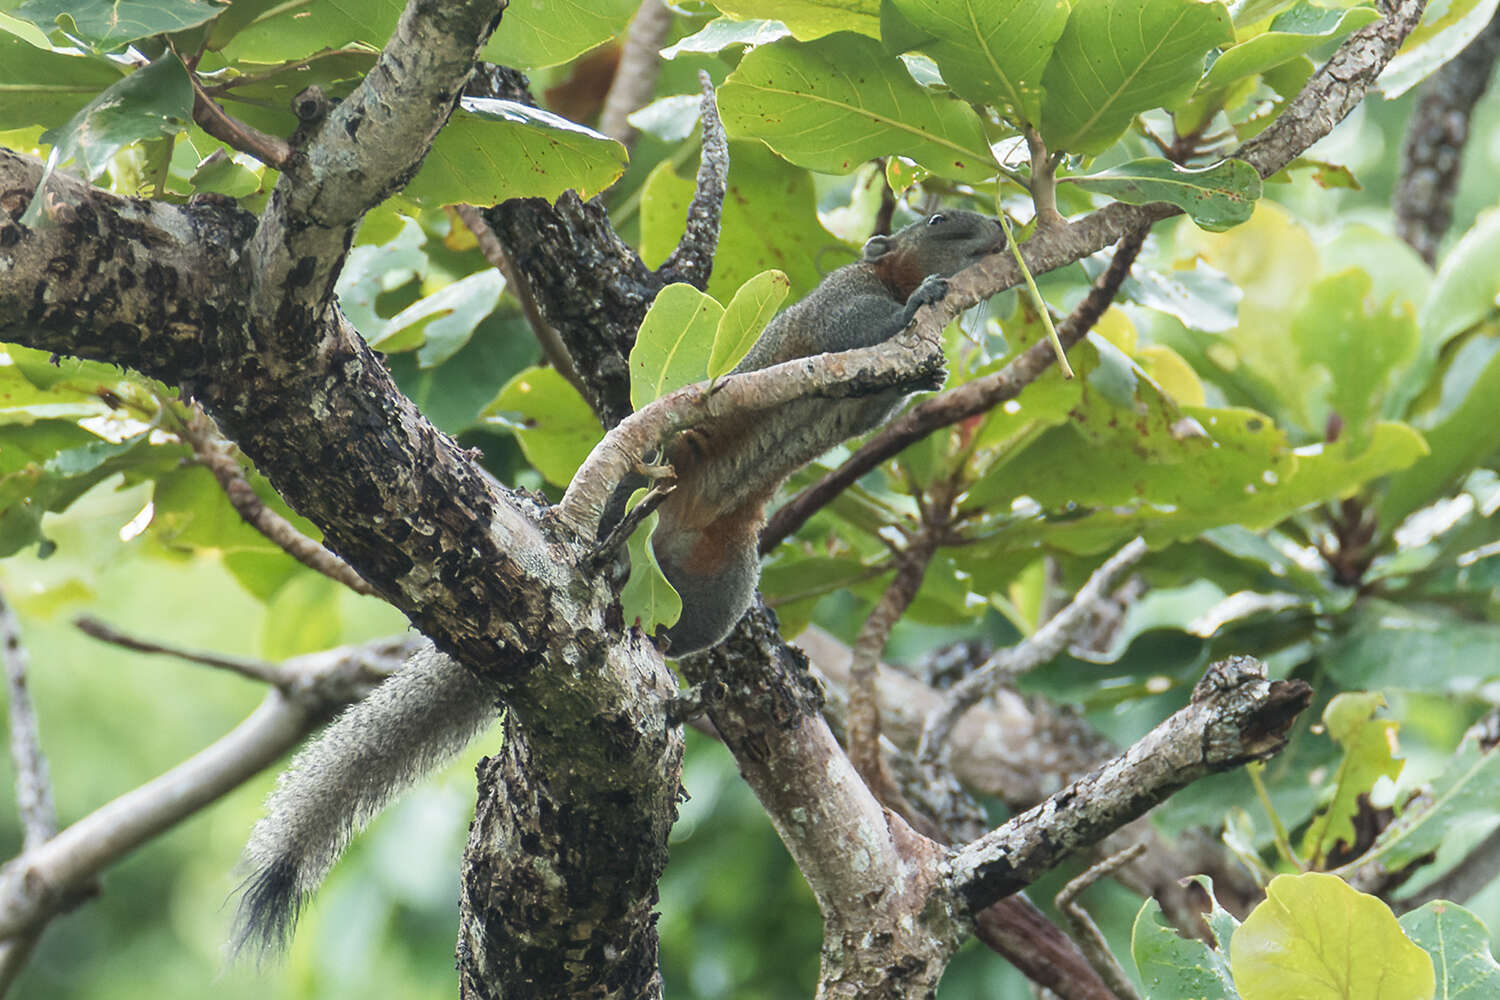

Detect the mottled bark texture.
[
  {"left": 1394, "top": 9, "right": 1500, "bottom": 264},
  {"left": 0, "top": 0, "right": 684, "bottom": 993}
]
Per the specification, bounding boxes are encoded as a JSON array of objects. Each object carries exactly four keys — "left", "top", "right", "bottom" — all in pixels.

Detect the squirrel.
[
  {"left": 230, "top": 208, "right": 1005, "bottom": 957},
  {"left": 650, "top": 208, "right": 1006, "bottom": 653}
]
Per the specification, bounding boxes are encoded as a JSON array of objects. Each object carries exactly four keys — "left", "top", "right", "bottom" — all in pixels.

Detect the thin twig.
[
  {"left": 173, "top": 405, "right": 378, "bottom": 597},
  {"left": 1, "top": 589, "right": 55, "bottom": 849},
  {"left": 597, "top": 0, "right": 673, "bottom": 146},
  {"left": 846, "top": 527, "right": 940, "bottom": 799},
  {"left": 455, "top": 203, "right": 590, "bottom": 400},
  {"left": 918, "top": 537, "right": 1147, "bottom": 768},
  {"left": 73, "top": 615, "right": 289, "bottom": 687},
  {"left": 1056, "top": 844, "right": 1147, "bottom": 1000},
  {"left": 761, "top": 228, "right": 1147, "bottom": 553},
  {"left": 185, "top": 63, "right": 293, "bottom": 169}
]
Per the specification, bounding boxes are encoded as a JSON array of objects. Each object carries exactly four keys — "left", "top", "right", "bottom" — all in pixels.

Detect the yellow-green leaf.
[{"left": 1231, "top": 873, "right": 1434, "bottom": 1000}]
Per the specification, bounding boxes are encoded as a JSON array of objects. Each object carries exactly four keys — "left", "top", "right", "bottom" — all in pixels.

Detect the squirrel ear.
[{"left": 862, "top": 235, "right": 891, "bottom": 260}]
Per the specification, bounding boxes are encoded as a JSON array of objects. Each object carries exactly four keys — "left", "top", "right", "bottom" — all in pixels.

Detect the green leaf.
[
  {"left": 1400, "top": 901, "right": 1500, "bottom": 998},
  {"left": 1379, "top": 0, "right": 1500, "bottom": 99},
  {"left": 1335, "top": 717, "right": 1500, "bottom": 877},
  {"left": 402, "top": 100, "right": 626, "bottom": 207},
  {"left": 367, "top": 270, "right": 505, "bottom": 368},
  {"left": 710, "top": 271, "right": 791, "bottom": 377},
  {"left": 709, "top": 0, "right": 881, "bottom": 41},
  {"left": 37, "top": 51, "right": 192, "bottom": 180},
  {"left": 719, "top": 32, "right": 996, "bottom": 182},
  {"left": 1231, "top": 873, "right": 1434, "bottom": 1000},
  {"left": 218, "top": 0, "right": 403, "bottom": 62},
  {"left": 1419, "top": 207, "right": 1500, "bottom": 356},
  {"left": 1064, "top": 157, "right": 1261, "bottom": 232},
  {"left": 14, "top": 0, "right": 223, "bottom": 50},
  {"left": 481, "top": 0, "right": 637, "bottom": 70},
  {"left": 484, "top": 366, "right": 603, "bottom": 488},
  {"left": 1300, "top": 693, "right": 1403, "bottom": 868},
  {"left": 661, "top": 17, "right": 792, "bottom": 59},
  {"left": 881, "top": 0, "right": 1070, "bottom": 123},
  {"left": 1131, "top": 897, "right": 1237, "bottom": 999},
  {"left": 1325, "top": 601, "right": 1500, "bottom": 694},
  {"left": 1200, "top": 4, "right": 1381, "bottom": 93},
  {"left": 0, "top": 32, "right": 123, "bottom": 131},
  {"left": 629, "top": 284, "right": 723, "bottom": 411},
  {"left": 1380, "top": 330, "right": 1500, "bottom": 533},
  {"left": 639, "top": 142, "right": 854, "bottom": 303},
  {"left": 1291, "top": 269, "right": 1420, "bottom": 448},
  {"left": 619, "top": 505, "right": 681, "bottom": 640},
  {"left": 1039, "top": 0, "right": 1235, "bottom": 156}
]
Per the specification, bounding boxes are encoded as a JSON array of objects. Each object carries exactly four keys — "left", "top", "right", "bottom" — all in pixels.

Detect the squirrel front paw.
[{"left": 902, "top": 274, "right": 949, "bottom": 324}]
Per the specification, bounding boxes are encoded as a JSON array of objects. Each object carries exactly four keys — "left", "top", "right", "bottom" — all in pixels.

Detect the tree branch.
[
  {"left": 1393, "top": 7, "right": 1500, "bottom": 264},
  {"left": 655, "top": 71, "right": 729, "bottom": 290},
  {"left": 598, "top": 0, "right": 673, "bottom": 146},
  {"left": 918, "top": 537, "right": 1147, "bottom": 768},
  {"left": 947, "top": 656, "right": 1311, "bottom": 915}
]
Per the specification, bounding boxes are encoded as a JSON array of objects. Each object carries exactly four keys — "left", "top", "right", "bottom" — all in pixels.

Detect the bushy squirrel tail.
[{"left": 229, "top": 644, "right": 497, "bottom": 959}]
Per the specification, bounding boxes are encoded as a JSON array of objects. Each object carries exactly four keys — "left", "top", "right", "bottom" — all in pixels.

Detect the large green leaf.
[
  {"left": 0, "top": 31, "right": 123, "bottom": 131},
  {"left": 1400, "top": 902, "right": 1500, "bottom": 998},
  {"left": 1199, "top": 3, "right": 1381, "bottom": 93},
  {"left": 483, "top": 366, "right": 603, "bottom": 488},
  {"left": 1325, "top": 601, "right": 1500, "bottom": 693},
  {"left": 219, "top": 0, "right": 403, "bottom": 62},
  {"left": 1291, "top": 269, "right": 1420, "bottom": 448},
  {"left": 402, "top": 100, "right": 626, "bottom": 207},
  {"left": 37, "top": 51, "right": 191, "bottom": 180},
  {"left": 1231, "top": 873, "right": 1434, "bottom": 1000},
  {"left": 629, "top": 284, "right": 723, "bottom": 411},
  {"left": 639, "top": 142, "right": 853, "bottom": 303},
  {"left": 14, "top": 0, "right": 222, "bottom": 50},
  {"left": 482, "top": 0, "right": 638, "bottom": 70},
  {"left": 710, "top": 0, "right": 881, "bottom": 40},
  {"left": 1039, "top": 0, "right": 1234, "bottom": 156},
  {"left": 881, "top": 0, "right": 1069, "bottom": 123},
  {"left": 1063, "top": 157, "right": 1261, "bottom": 232},
  {"left": 719, "top": 32, "right": 996, "bottom": 182}
]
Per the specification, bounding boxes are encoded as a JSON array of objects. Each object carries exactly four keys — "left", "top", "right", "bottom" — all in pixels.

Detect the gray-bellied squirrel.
[{"left": 230, "top": 209, "right": 1005, "bottom": 957}]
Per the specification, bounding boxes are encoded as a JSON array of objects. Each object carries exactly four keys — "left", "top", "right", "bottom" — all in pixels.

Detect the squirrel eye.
[{"left": 927, "top": 213, "right": 946, "bottom": 226}]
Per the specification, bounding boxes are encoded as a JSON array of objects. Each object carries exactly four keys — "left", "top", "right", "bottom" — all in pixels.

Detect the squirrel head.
[{"left": 862, "top": 210, "right": 1007, "bottom": 300}]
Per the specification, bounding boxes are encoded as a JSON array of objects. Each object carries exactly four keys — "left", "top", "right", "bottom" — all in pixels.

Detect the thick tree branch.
[
  {"left": 248, "top": 0, "right": 504, "bottom": 314},
  {"left": 947, "top": 656, "right": 1310, "bottom": 915}
]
